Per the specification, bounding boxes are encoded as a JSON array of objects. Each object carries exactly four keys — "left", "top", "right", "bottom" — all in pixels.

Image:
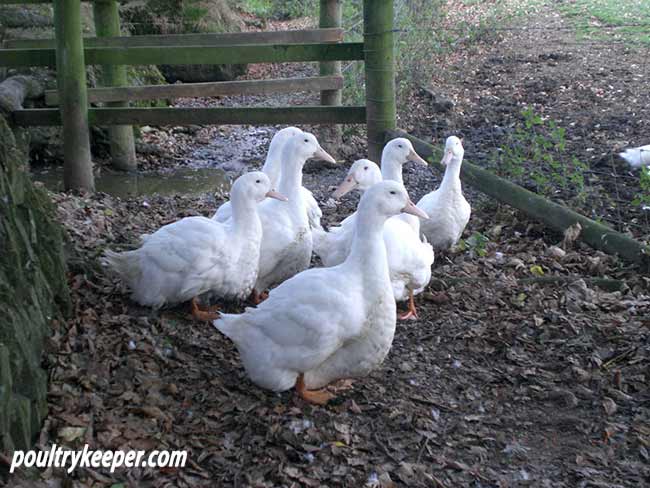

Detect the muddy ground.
[{"left": 10, "top": 2, "right": 650, "bottom": 487}]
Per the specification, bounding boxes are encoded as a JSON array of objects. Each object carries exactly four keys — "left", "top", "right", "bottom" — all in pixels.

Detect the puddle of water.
[
  {"left": 32, "top": 166, "right": 230, "bottom": 198},
  {"left": 184, "top": 126, "right": 273, "bottom": 172}
]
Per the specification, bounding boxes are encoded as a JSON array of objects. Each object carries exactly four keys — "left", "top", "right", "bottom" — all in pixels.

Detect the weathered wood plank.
[
  {"left": 45, "top": 76, "right": 344, "bottom": 105},
  {"left": 0, "top": 42, "right": 364, "bottom": 67},
  {"left": 3, "top": 28, "right": 345, "bottom": 49},
  {"left": 12, "top": 106, "right": 367, "bottom": 126}
]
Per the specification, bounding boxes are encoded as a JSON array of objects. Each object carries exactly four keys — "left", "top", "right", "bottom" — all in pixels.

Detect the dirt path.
[
  {"left": 15, "top": 3, "right": 650, "bottom": 488},
  {"left": 404, "top": 1, "right": 650, "bottom": 240}
]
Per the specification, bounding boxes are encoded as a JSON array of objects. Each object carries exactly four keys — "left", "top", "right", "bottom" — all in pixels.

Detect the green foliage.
[
  {"left": 490, "top": 107, "right": 589, "bottom": 204},
  {"left": 632, "top": 167, "right": 650, "bottom": 208},
  {"left": 240, "top": 0, "right": 317, "bottom": 20},
  {"left": 458, "top": 231, "right": 489, "bottom": 257},
  {"left": 558, "top": 0, "right": 650, "bottom": 45}
]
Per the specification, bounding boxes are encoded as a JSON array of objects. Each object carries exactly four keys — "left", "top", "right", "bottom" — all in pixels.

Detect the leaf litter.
[{"left": 11, "top": 3, "right": 650, "bottom": 487}]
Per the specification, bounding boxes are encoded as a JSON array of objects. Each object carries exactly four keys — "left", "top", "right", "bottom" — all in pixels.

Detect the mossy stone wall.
[{"left": 0, "top": 115, "right": 68, "bottom": 451}]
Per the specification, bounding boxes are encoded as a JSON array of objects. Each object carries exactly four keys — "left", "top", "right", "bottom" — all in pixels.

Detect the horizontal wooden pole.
[
  {"left": 387, "top": 129, "right": 650, "bottom": 270},
  {"left": 4, "top": 28, "right": 344, "bottom": 49},
  {"left": 0, "top": 42, "right": 363, "bottom": 68},
  {"left": 45, "top": 76, "right": 344, "bottom": 105},
  {"left": 12, "top": 106, "right": 367, "bottom": 126}
]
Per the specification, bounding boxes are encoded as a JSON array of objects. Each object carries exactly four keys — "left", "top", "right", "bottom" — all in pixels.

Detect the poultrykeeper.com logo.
[{"left": 10, "top": 444, "right": 187, "bottom": 474}]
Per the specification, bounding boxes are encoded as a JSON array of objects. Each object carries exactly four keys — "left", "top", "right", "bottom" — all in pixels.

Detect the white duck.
[
  {"left": 213, "top": 127, "right": 326, "bottom": 229},
  {"left": 380, "top": 138, "right": 429, "bottom": 231},
  {"left": 314, "top": 139, "right": 433, "bottom": 320},
  {"left": 213, "top": 181, "right": 428, "bottom": 404},
  {"left": 418, "top": 136, "right": 471, "bottom": 250},
  {"left": 312, "top": 159, "right": 382, "bottom": 264},
  {"left": 313, "top": 139, "right": 427, "bottom": 265},
  {"left": 102, "top": 172, "right": 286, "bottom": 319},
  {"left": 253, "top": 132, "right": 335, "bottom": 302},
  {"left": 619, "top": 144, "right": 650, "bottom": 169}
]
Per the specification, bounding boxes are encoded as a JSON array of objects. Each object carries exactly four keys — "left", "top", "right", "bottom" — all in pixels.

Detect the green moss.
[
  {"left": 127, "top": 65, "right": 169, "bottom": 108},
  {"left": 0, "top": 115, "right": 69, "bottom": 451}
]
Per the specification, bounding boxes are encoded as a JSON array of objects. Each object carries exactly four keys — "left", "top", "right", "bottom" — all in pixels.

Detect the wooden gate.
[{"left": 0, "top": 0, "right": 396, "bottom": 190}]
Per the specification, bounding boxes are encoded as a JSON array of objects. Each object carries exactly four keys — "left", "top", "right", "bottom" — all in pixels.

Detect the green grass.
[{"left": 558, "top": 0, "right": 650, "bottom": 45}]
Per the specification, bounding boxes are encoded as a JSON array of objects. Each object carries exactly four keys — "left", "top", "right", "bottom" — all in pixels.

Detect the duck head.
[
  {"left": 363, "top": 181, "right": 429, "bottom": 220},
  {"left": 263, "top": 127, "right": 304, "bottom": 185},
  {"left": 232, "top": 171, "right": 287, "bottom": 203},
  {"left": 270, "top": 127, "right": 302, "bottom": 149},
  {"left": 440, "top": 136, "right": 464, "bottom": 166},
  {"left": 382, "top": 138, "right": 428, "bottom": 167},
  {"left": 285, "top": 132, "right": 336, "bottom": 165},
  {"left": 332, "top": 159, "right": 382, "bottom": 199}
]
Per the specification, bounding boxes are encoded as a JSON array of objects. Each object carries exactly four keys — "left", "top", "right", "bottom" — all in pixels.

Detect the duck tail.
[
  {"left": 213, "top": 313, "right": 243, "bottom": 341},
  {"left": 101, "top": 249, "right": 141, "bottom": 286},
  {"left": 619, "top": 150, "right": 639, "bottom": 168}
]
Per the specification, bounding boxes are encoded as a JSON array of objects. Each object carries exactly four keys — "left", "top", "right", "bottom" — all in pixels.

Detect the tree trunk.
[{"left": 387, "top": 129, "right": 650, "bottom": 271}]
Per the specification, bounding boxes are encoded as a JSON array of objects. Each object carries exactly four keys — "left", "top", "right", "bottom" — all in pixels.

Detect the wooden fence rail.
[
  {"left": 0, "top": 42, "right": 365, "bottom": 67},
  {"left": 0, "top": 0, "right": 396, "bottom": 192},
  {"left": 12, "top": 106, "right": 367, "bottom": 127},
  {"left": 44, "top": 76, "right": 344, "bottom": 105},
  {"left": 3, "top": 28, "right": 345, "bottom": 49}
]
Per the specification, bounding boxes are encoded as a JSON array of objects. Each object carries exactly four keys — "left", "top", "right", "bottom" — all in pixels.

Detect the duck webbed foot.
[
  {"left": 249, "top": 289, "right": 270, "bottom": 305},
  {"left": 398, "top": 290, "right": 419, "bottom": 321},
  {"left": 295, "top": 373, "right": 335, "bottom": 405},
  {"left": 190, "top": 297, "right": 220, "bottom": 321}
]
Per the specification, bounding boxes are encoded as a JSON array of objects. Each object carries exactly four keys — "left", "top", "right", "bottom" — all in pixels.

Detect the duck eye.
[
  {"left": 304, "top": 138, "right": 309, "bottom": 143},
  {"left": 364, "top": 166, "right": 368, "bottom": 170},
  {"left": 255, "top": 179, "right": 261, "bottom": 183},
  {"left": 397, "top": 144, "right": 403, "bottom": 148},
  {"left": 389, "top": 190, "right": 396, "bottom": 195}
]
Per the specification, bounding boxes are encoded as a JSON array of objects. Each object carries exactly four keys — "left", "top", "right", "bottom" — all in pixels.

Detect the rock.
[
  {"left": 0, "top": 6, "right": 53, "bottom": 28},
  {"left": 159, "top": 63, "right": 247, "bottom": 84},
  {"left": 122, "top": 0, "right": 248, "bottom": 83},
  {"left": 0, "top": 115, "right": 69, "bottom": 451}
]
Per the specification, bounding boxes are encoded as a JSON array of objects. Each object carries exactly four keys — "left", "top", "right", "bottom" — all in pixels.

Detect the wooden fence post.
[
  {"left": 319, "top": 0, "right": 342, "bottom": 154},
  {"left": 363, "top": 0, "right": 396, "bottom": 162},
  {"left": 53, "top": 0, "right": 94, "bottom": 191},
  {"left": 93, "top": 0, "right": 136, "bottom": 171}
]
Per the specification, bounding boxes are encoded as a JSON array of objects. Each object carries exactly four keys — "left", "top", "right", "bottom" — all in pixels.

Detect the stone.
[{"left": 0, "top": 115, "right": 69, "bottom": 451}]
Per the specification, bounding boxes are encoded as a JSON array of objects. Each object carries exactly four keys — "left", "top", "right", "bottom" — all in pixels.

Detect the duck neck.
[
  {"left": 230, "top": 194, "right": 261, "bottom": 236},
  {"left": 261, "top": 140, "right": 283, "bottom": 188},
  {"left": 347, "top": 206, "right": 389, "bottom": 276},
  {"left": 439, "top": 156, "right": 463, "bottom": 193},
  {"left": 278, "top": 150, "right": 306, "bottom": 203},
  {"left": 381, "top": 157, "right": 404, "bottom": 185}
]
